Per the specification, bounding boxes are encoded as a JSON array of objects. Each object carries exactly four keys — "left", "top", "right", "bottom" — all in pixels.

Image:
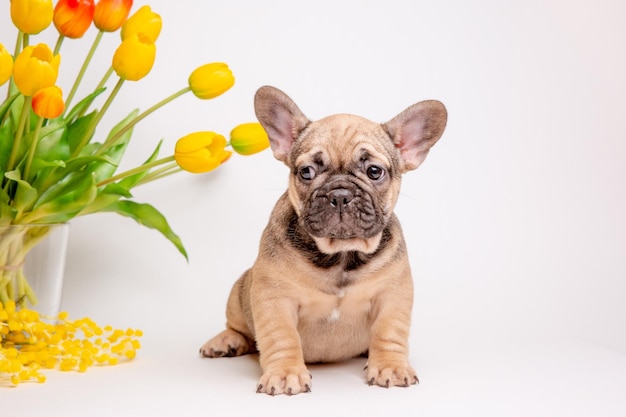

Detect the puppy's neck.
[{"left": 285, "top": 210, "right": 392, "bottom": 274}]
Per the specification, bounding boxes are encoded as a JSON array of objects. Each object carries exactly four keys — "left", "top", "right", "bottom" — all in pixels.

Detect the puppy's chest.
[{"left": 298, "top": 279, "right": 375, "bottom": 325}]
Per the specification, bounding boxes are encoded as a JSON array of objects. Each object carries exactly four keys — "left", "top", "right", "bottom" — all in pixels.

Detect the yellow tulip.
[
  {"left": 112, "top": 33, "right": 156, "bottom": 81},
  {"left": 12, "top": 43, "right": 61, "bottom": 97},
  {"left": 32, "top": 85, "right": 65, "bottom": 119},
  {"left": 229, "top": 123, "right": 270, "bottom": 155},
  {"left": 174, "top": 132, "right": 232, "bottom": 173},
  {"left": 0, "top": 44, "right": 13, "bottom": 86},
  {"left": 93, "top": 0, "right": 132, "bottom": 32},
  {"left": 188, "top": 63, "right": 235, "bottom": 100},
  {"left": 10, "top": 0, "right": 54, "bottom": 35},
  {"left": 121, "top": 5, "right": 162, "bottom": 43}
]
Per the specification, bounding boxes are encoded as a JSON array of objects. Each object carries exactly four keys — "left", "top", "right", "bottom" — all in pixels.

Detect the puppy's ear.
[
  {"left": 383, "top": 100, "right": 447, "bottom": 172},
  {"left": 254, "top": 86, "right": 310, "bottom": 164}
]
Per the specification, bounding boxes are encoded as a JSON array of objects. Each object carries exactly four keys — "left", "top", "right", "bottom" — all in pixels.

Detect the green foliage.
[
  {"left": 102, "top": 200, "right": 188, "bottom": 260},
  {"left": 1, "top": 89, "right": 188, "bottom": 259}
]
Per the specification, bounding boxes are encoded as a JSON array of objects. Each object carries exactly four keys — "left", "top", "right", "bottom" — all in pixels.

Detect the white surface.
[{"left": 2, "top": 0, "right": 626, "bottom": 415}]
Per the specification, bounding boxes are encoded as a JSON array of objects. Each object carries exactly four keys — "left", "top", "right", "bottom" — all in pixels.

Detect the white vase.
[{"left": 0, "top": 223, "right": 69, "bottom": 318}]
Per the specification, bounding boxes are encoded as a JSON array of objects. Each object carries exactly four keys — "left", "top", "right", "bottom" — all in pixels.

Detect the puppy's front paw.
[
  {"left": 199, "top": 329, "right": 253, "bottom": 358},
  {"left": 256, "top": 366, "right": 312, "bottom": 396},
  {"left": 365, "top": 361, "right": 419, "bottom": 388}
]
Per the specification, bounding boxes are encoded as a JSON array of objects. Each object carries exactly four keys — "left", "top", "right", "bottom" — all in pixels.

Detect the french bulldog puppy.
[{"left": 200, "top": 86, "right": 447, "bottom": 395}]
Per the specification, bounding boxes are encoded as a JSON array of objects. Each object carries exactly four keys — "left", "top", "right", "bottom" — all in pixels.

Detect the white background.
[{"left": 2, "top": 0, "right": 626, "bottom": 415}]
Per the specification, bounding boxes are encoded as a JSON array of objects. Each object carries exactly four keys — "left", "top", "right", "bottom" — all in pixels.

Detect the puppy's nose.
[{"left": 328, "top": 188, "right": 354, "bottom": 210}]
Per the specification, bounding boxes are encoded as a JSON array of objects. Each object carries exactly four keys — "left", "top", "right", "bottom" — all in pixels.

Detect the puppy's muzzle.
[{"left": 303, "top": 179, "right": 382, "bottom": 239}]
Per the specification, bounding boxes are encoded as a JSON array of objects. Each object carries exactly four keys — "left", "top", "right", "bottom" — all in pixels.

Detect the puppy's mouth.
[{"left": 301, "top": 179, "right": 384, "bottom": 252}]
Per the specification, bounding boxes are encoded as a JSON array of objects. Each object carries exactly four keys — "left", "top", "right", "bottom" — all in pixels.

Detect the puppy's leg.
[
  {"left": 253, "top": 297, "right": 311, "bottom": 395},
  {"left": 366, "top": 286, "right": 418, "bottom": 388},
  {"left": 199, "top": 273, "right": 256, "bottom": 358}
]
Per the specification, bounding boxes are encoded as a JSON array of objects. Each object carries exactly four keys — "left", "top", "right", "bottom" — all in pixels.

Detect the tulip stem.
[
  {"left": 74, "top": 66, "right": 114, "bottom": 120},
  {"left": 23, "top": 117, "right": 45, "bottom": 182},
  {"left": 96, "top": 67, "right": 115, "bottom": 91},
  {"left": 5, "top": 32, "right": 23, "bottom": 101},
  {"left": 64, "top": 30, "right": 104, "bottom": 115},
  {"left": 137, "top": 163, "right": 181, "bottom": 186},
  {"left": 4, "top": 97, "right": 32, "bottom": 180},
  {"left": 53, "top": 35, "right": 65, "bottom": 55},
  {"left": 96, "top": 155, "right": 175, "bottom": 187},
  {"left": 71, "top": 77, "right": 125, "bottom": 158},
  {"left": 12, "top": 32, "right": 23, "bottom": 63},
  {"left": 97, "top": 86, "right": 192, "bottom": 155}
]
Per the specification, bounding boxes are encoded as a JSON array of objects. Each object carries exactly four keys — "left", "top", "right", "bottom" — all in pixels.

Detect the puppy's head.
[{"left": 255, "top": 86, "right": 447, "bottom": 255}]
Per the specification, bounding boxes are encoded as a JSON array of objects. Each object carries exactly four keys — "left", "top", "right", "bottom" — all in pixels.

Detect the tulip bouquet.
[
  {"left": 1, "top": 0, "right": 270, "bottom": 386},
  {"left": 0, "top": 1, "right": 270, "bottom": 309}
]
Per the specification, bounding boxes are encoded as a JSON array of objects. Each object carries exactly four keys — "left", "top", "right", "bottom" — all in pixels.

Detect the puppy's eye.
[
  {"left": 366, "top": 165, "right": 385, "bottom": 181},
  {"left": 299, "top": 166, "right": 316, "bottom": 180}
]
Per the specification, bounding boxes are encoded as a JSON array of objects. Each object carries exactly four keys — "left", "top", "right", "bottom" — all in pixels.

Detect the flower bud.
[
  {"left": 10, "top": 0, "right": 54, "bottom": 35},
  {"left": 93, "top": 0, "right": 133, "bottom": 32},
  {"left": 229, "top": 123, "right": 270, "bottom": 155},
  {"left": 53, "top": 0, "right": 95, "bottom": 39},
  {"left": 121, "top": 5, "right": 161, "bottom": 43},
  {"left": 32, "top": 86, "right": 65, "bottom": 119},
  {"left": 174, "top": 132, "right": 232, "bottom": 173},
  {"left": 0, "top": 44, "right": 13, "bottom": 86},
  {"left": 188, "top": 63, "right": 235, "bottom": 100},
  {"left": 12, "top": 43, "right": 61, "bottom": 97},
  {"left": 112, "top": 33, "right": 156, "bottom": 81}
]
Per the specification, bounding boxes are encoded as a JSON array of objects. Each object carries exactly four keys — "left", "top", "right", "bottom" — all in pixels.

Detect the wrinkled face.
[{"left": 287, "top": 114, "right": 402, "bottom": 254}]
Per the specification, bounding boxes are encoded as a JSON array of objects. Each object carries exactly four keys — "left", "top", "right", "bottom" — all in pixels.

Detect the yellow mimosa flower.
[
  {"left": 229, "top": 122, "right": 270, "bottom": 155},
  {"left": 32, "top": 85, "right": 65, "bottom": 119},
  {"left": 93, "top": 0, "right": 132, "bottom": 32},
  {"left": 112, "top": 33, "right": 156, "bottom": 81},
  {"left": 188, "top": 63, "right": 235, "bottom": 100},
  {"left": 0, "top": 44, "right": 13, "bottom": 86},
  {"left": 121, "top": 5, "right": 162, "bottom": 43},
  {"left": 10, "top": 0, "right": 54, "bottom": 35},
  {"left": 174, "top": 132, "right": 232, "bottom": 173},
  {"left": 12, "top": 43, "right": 61, "bottom": 97}
]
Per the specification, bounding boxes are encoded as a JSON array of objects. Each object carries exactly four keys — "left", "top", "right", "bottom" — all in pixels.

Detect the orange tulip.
[
  {"left": 32, "top": 86, "right": 65, "bottom": 119},
  {"left": 53, "top": 0, "right": 95, "bottom": 39},
  {"left": 93, "top": 0, "right": 132, "bottom": 32}
]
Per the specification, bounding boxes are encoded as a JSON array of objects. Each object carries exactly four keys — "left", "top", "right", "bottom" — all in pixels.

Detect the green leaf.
[
  {"left": 0, "top": 187, "right": 17, "bottom": 225},
  {"left": 31, "top": 154, "right": 113, "bottom": 192},
  {"left": 8, "top": 94, "right": 25, "bottom": 128},
  {"left": 0, "top": 92, "right": 20, "bottom": 122},
  {"left": 66, "top": 111, "right": 97, "bottom": 154},
  {"left": 4, "top": 170, "right": 38, "bottom": 215},
  {"left": 119, "top": 140, "right": 163, "bottom": 190},
  {"left": 0, "top": 123, "right": 13, "bottom": 173},
  {"left": 77, "top": 182, "right": 132, "bottom": 216},
  {"left": 65, "top": 87, "right": 106, "bottom": 123},
  {"left": 33, "top": 120, "right": 69, "bottom": 161},
  {"left": 78, "top": 109, "right": 139, "bottom": 184},
  {"left": 103, "top": 183, "right": 133, "bottom": 198},
  {"left": 102, "top": 200, "right": 188, "bottom": 260},
  {"left": 23, "top": 171, "right": 97, "bottom": 223}
]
